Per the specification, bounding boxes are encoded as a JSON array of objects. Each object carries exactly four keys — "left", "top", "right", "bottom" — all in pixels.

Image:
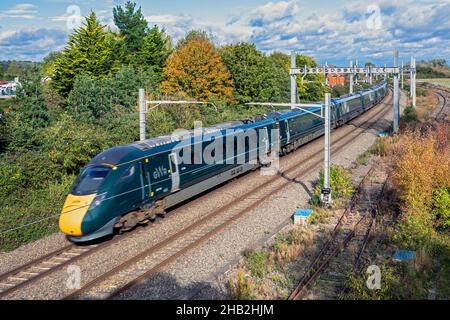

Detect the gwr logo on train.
[{"left": 153, "top": 165, "right": 169, "bottom": 180}]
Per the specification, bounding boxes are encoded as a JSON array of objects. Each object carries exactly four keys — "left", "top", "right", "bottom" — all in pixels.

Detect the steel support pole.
[
  {"left": 290, "top": 51, "right": 297, "bottom": 108},
  {"left": 139, "top": 88, "right": 146, "bottom": 141},
  {"left": 411, "top": 57, "right": 416, "bottom": 108},
  {"left": 401, "top": 60, "right": 404, "bottom": 89},
  {"left": 349, "top": 61, "right": 354, "bottom": 94},
  {"left": 321, "top": 93, "right": 332, "bottom": 205},
  {"left": 393, "top": 50, "right": 400, "bottom": 134}
]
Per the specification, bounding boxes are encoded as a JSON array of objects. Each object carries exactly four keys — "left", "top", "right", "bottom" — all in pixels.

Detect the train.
[{"left": 59, "top": 81, "right": 387, "bottom": 242}]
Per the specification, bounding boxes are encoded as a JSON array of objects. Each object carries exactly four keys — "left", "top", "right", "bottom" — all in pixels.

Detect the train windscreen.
[{"left": 71, "top": 166, "right": 111, "bottom": 196}]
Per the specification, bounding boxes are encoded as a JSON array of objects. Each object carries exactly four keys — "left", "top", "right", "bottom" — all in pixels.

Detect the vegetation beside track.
[{"left": 341, "top": 98, "right": 450, "bottom": 299}]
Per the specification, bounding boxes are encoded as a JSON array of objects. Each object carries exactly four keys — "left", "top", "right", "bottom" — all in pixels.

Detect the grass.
[
  {"left": 418, "top": 78, "right": 450, "bottom": 87},
  {"left": 310, "top": 165, "right": 354, "bottom": 206},
  {"left": 242, "top": 250, "right": 271, "bottom": 279},
  {"left": 228, "top": 227, "right": 313, "bottom": 299}
]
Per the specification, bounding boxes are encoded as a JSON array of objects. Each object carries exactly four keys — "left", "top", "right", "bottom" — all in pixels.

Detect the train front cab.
[{"left": 59, "top": 165, "right": 115, "bottom": 241}]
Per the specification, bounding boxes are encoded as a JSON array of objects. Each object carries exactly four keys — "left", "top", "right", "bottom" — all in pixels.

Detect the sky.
[{"left": 0, "top": 0, "right": 449, "bottom": 66}]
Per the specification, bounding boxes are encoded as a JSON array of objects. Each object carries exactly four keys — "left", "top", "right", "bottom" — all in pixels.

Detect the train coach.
[{"left": 59, "top": 81, "right": 387, "bottom": 242}]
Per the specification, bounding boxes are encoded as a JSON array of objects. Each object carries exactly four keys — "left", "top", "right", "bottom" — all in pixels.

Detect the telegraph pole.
[
  {"left": 139, "top": 88, "right": 146, "bottom": 141},
  {"left": 320, "top": 93, "right": 332, "bottom": 205},
  {"left": 393, "top": 50, "right": 400, "bottom": 133},
  {"left": 291, "top": 51, "right": 297, "bottom": 105}
]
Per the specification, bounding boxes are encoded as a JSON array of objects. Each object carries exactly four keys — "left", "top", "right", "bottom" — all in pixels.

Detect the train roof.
[{"left": 88, "top": 82, "right": 387, "bottom": 167}]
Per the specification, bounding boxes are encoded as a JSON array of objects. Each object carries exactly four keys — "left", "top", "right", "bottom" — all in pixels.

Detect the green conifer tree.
[{"left": 51, "top": 12, "right": 118, "bottom": 95}]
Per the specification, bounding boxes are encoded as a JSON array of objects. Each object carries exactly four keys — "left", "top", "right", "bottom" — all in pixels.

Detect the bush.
[
  {"left": 370, "top": 137, "right": 390, "bottom": 156},
  {"left": 432, "top": 187, "right": 450, "bottom": 229},
  {"left": 228, "top": 270, "right": 256, "bottom": 300},
  {"left": 313, "top": 165, "right": 354, "bottom": 202},
  {"left": 402, "top": 105, "right": 418, "bottom": 123},
  {"left": 40, "top": 114, "right": 111, "bottom": 174},
  {"left": 243, "top": 250, "right": 271, "bottom": 279},
  {"left": 0, "top": 175, "right": 74, "bottom": 251}
]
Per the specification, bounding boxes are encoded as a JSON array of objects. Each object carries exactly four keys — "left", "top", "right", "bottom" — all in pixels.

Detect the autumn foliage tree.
[{"left": 161, "top": 32, "right": 234, "bottom": 103}]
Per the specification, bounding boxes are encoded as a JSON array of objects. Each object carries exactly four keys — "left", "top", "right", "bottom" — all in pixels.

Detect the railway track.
[
  {"left": 288, "top": 164, "right": 388, "bottom": 300},
  {"left": 0, "top": 91, "right": 393, "bottom": 300},
  {"left": 431, "top": 88, "right": 448, "bottom": 119},
  {"left": 64, "top": 94, "right": 394, "bottom": 300}
]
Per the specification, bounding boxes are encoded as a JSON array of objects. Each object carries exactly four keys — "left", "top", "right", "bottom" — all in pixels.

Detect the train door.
[
  {"left": 285, "top": 120, "right": 290, "bottom": 144},
  {"left": 141, "top": 160, "right": 152, "bottom": 201},
  {"left": 169, "top": 153, "right": 180, "bottom": 192}
]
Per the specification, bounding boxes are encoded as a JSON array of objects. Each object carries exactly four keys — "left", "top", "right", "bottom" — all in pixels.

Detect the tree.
[
  {"left": 267, "top": 52, "right": 291, "bottom": 102},
  {"left": 160, "top": 33, "right": 234, "bottom": 103},
  {"left": 135, "top": 26, "right": 172, "bottom": 72},
  {"left": 113, "top": 1, "right": 148, "bottom": 60},
  {"left": 51, "top": 12, "right": 118, "bottom": 95},
  {"left": 220, "top": 44, "right": 290, "bottom": 104},
  {"left": 4, "top": 67, "right": 50, "bottom": 150},
  {"left": 42, "top": 51, "right": 62, "bottom": 78},
  {"left": 295, "top": 54, "right": 327, "bottom": 102},
  {"left": 176, "top": 30, "right": 212, "bottom": 48},
  {"left": 67, "top": 66, "right": 160, "bottom": 123}
]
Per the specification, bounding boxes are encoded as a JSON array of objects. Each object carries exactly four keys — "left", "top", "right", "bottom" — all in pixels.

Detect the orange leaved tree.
[{"left": 160, "top": 33, "right": 234, "bottom": 103}]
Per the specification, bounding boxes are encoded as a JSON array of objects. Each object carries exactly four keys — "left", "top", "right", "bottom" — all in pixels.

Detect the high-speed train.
[{"left": 59, "top": 81, "right": 387, "bottom": 242}]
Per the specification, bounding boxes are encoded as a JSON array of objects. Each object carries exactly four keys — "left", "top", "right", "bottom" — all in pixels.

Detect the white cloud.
[
  {"left": 0, "top": 3, "right": 38, "bottom": 20},
  {"left": 1, "top": 0, "right": 449, "bottom": 64}
]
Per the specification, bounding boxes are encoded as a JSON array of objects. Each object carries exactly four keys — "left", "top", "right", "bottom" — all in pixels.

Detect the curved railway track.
[
  {"left": 432, "top": 88, "right": 448, "bottom": 119},
  {"left": 288, "top": 166, "right": 388, "bottom": 300},
  {"left": 0, "top": 91, "right": 393, "bottom": 299},
  {"left": 64, "top": 94, "right": 394, "bottom": 300}
]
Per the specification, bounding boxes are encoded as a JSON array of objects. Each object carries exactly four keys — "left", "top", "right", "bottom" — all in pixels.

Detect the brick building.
[{"left": 326, "top": 73, "right": 346, "bottom": 87}]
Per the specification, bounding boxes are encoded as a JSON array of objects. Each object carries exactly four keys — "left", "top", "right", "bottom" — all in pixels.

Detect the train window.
[
  {"left": 71, "top": 166, "right": 111, "bottom": 195},
  {"left": 119, "top": 165, "right": 135, "bottom": 181}
]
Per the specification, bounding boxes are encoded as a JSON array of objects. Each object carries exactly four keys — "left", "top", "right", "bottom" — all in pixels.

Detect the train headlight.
[{"left": 90, "top": 193, "right": 107, "bottom": 210}]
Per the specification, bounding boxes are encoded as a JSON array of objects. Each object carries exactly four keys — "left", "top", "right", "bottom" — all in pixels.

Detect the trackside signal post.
[{"left": 321, "top": 93, "right": 332, "bottom": 205}]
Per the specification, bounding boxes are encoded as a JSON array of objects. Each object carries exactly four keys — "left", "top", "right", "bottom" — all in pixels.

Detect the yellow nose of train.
[{"left": 59, "top": 194, "right": 96, "bottom": 236}]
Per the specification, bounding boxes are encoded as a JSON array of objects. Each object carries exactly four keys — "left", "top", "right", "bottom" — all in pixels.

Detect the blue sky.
[{"left": 0, "top": 0, "right": 449, "bottom": 66}]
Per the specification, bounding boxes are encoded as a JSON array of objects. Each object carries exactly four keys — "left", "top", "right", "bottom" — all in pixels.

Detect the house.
[
  {"left": 326, "top": 67, "right": 346, "bottom": 87},
  {"left": 0, "top": 79, "right": 19, "bottom": 97},
  {"left": 327, "top": 74, "right": 345, "bottom": 87}
]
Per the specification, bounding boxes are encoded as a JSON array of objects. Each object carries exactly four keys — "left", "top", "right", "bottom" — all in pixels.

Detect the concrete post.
[
  {"left": 139, "top": 88, "right": 146, "bottom": 141},
  {"left": 349, "top": 61, "right": 354, "bottom": 94},
  {"left": 321, "top": 93, "right": 332, "bottom": 205},
  {"left": 290, "top": 51, "right": 297, "bottom": 107},
  {"left": 393, "top": 50, "right": 400, "bottom": 134}
]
